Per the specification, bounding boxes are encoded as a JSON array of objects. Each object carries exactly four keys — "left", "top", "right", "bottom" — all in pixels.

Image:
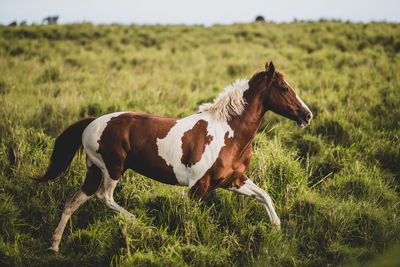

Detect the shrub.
[
  {"left": 227, "top": 64, "right": 247, "bottom": 77},
  {"left": 38, "top": 67, "right": 61, "bottom": 83},
  {"left": 0, "top": 80, "right": 8, "bottom": 95},
  {"left": 79, "top": 102, "right": 104, "bottom": 117},
  {"left": 314, "top": 118, "right": 351, "bottom": 146}
]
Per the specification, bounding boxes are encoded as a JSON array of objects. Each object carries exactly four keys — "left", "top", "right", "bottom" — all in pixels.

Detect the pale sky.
[{"left": 0, "top": 0, "right": 399, "bottom": 25}]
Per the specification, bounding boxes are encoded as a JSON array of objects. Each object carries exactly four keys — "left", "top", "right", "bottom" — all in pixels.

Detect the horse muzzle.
[{"left": 296, "top": 111, "right": 313, "bottom": 128}]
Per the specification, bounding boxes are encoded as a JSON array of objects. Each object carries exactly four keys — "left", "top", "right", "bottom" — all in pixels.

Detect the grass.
[{"left": 0, "top": 21, "right": 399, "bottom": 266}]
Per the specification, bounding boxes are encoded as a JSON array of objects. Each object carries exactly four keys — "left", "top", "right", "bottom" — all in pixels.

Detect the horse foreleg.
[
  {"left": 228, "top": 176, "right": 281, "bottom": 230},
  {"left": 188, "top": 175, "right": 210, "bottom": 201},
  {"left": 49, "top": 189, "right": 89, "bottom": 252}
]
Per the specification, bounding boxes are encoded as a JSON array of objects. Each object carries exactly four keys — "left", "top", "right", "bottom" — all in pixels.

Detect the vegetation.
[{"left": 0, "top": 21, "right": 399, "bottom": 266}]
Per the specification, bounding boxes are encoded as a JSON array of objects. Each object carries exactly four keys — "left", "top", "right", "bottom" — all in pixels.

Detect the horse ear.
[{"left": 266, "top": 61, "right": 275, "bottom": 81}]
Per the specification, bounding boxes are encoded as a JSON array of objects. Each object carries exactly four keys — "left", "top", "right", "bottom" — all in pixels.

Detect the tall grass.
[{"left": 0, "top": 21, "right": 399, "bottom": 266}]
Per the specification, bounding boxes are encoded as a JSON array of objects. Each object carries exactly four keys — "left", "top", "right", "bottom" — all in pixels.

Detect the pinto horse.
[{"left": 36, "top": 61, "right": 312, "bottom": 252}]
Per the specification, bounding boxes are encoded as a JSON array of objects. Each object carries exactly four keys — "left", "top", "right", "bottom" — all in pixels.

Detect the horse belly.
[{"left": 126, "top": 152, "right": 180, "bottom": 185}]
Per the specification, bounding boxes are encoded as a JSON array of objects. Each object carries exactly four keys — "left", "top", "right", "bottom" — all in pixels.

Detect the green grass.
[{"left": 0, "top": 21, "right": 399, "bottom": 266}]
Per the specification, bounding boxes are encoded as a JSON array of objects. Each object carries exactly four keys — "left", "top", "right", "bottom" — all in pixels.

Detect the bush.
[
  {"left": 79, "top": 102, "right": 104, "bottom": 117},
  {"left": 39, "top": 67, "right": 61, "bottom": 83}
]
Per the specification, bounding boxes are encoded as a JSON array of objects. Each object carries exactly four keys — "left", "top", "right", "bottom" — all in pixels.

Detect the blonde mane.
[{"left": 199, "top": 79, "right": 249, "bottom": 121}]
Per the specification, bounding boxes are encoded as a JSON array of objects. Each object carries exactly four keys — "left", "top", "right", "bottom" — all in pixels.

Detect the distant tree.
[
  {"left": 8, "top": 21, "right": 17, "bottom": 26},
  {"left": 255, "top": 15, "right": 265, "bottom": 22},
  {"left": 42, "top": 16, "right": 59, "bottom": 25},
  {"left": 20, "top": 21, "right": 27, "bottom": 26}
]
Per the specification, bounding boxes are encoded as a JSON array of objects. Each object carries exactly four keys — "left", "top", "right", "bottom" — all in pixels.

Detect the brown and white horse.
[{"left": 36, "top": 61, "right": 312, "bottom": 252}]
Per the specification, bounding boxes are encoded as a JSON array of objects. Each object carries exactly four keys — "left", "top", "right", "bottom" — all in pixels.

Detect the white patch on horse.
[
  {"left": 82, "top": 112, "right": 127, "bottom": 171},
  {"left": 199, "top": 79, "right": 249, "bottom": 121},
  {"left": 157, "top": 111, "right": 234, "bottom": 188},
  {"left": 285, "top": 80, "right": 311, "bottom": 113}
]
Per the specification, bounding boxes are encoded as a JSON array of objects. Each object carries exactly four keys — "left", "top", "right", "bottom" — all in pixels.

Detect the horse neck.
[{"left": 228, "top": 86, "right": 266, "bottom": 142}]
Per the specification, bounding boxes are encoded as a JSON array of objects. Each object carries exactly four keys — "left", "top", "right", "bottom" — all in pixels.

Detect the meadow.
[{"left": 0, "top": 21, "right": 399, "bottom": 266}]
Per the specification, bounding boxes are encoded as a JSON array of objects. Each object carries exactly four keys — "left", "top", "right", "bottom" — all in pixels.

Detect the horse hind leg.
[
  {"left": 49, "top": 163, "right": 102, "bottom": 252},
  {"left": 95, "top": 167, "right": 135, "bottom": 221}
]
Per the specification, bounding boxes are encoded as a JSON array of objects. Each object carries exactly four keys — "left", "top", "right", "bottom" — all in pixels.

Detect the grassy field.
[{"left": 0, "top": 21, "right": 400, "bottom": 266}]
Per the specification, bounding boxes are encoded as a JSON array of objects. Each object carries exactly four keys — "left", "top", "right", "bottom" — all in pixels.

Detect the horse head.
[{"left": 263, "top": 61, "right": 312, "bottom": 128}]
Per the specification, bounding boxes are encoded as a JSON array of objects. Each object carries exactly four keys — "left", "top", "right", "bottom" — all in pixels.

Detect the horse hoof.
[
  {"left": 272, "top": 224, "right": 281, "bottom": 232},
  {"left": 48, "top": 246, "right": 59, "bottom": 253}
]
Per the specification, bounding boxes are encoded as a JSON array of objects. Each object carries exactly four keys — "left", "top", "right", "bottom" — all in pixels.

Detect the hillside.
[{"left": 0, "top": 21, "right": 399, "bottom": 266}]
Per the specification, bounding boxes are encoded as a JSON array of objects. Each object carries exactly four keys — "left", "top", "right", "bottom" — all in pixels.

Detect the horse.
[{"left": 36, "top": 61, "right": 312, "bottom": 252}]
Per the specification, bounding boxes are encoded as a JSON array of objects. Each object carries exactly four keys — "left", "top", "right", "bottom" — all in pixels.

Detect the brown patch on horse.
[
  {"left": 180, "top": 120, "right": 213, "bottom": 167},
  {"left": 97, "top": 112, "right": 179, "bottom": 185}
]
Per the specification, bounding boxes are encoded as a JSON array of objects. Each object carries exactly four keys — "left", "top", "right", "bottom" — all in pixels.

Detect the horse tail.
[{"left": 34, "top": 117, "right": 96, "bottom": 183}]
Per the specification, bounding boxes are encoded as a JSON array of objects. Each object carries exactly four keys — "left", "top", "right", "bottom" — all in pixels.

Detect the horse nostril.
[{"left": 306, "top": 112, "right": 312, "bottom": 122}]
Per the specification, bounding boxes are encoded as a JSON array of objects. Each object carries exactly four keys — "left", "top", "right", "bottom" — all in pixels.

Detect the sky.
[{"left": 0, "top": 0, "right": 399, "bottom": 25}]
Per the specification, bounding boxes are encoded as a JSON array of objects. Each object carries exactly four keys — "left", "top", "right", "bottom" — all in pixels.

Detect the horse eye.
[{"left": 280, "top": 87, "right": 289, "bottom": 93}]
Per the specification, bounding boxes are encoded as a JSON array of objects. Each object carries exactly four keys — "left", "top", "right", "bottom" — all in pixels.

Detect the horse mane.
[
  {"left": 199, "top": 79, "right": 249, "bottom": 121},
  {"left": 198, "top": 70, "right": 285, "bottom": 121}
]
